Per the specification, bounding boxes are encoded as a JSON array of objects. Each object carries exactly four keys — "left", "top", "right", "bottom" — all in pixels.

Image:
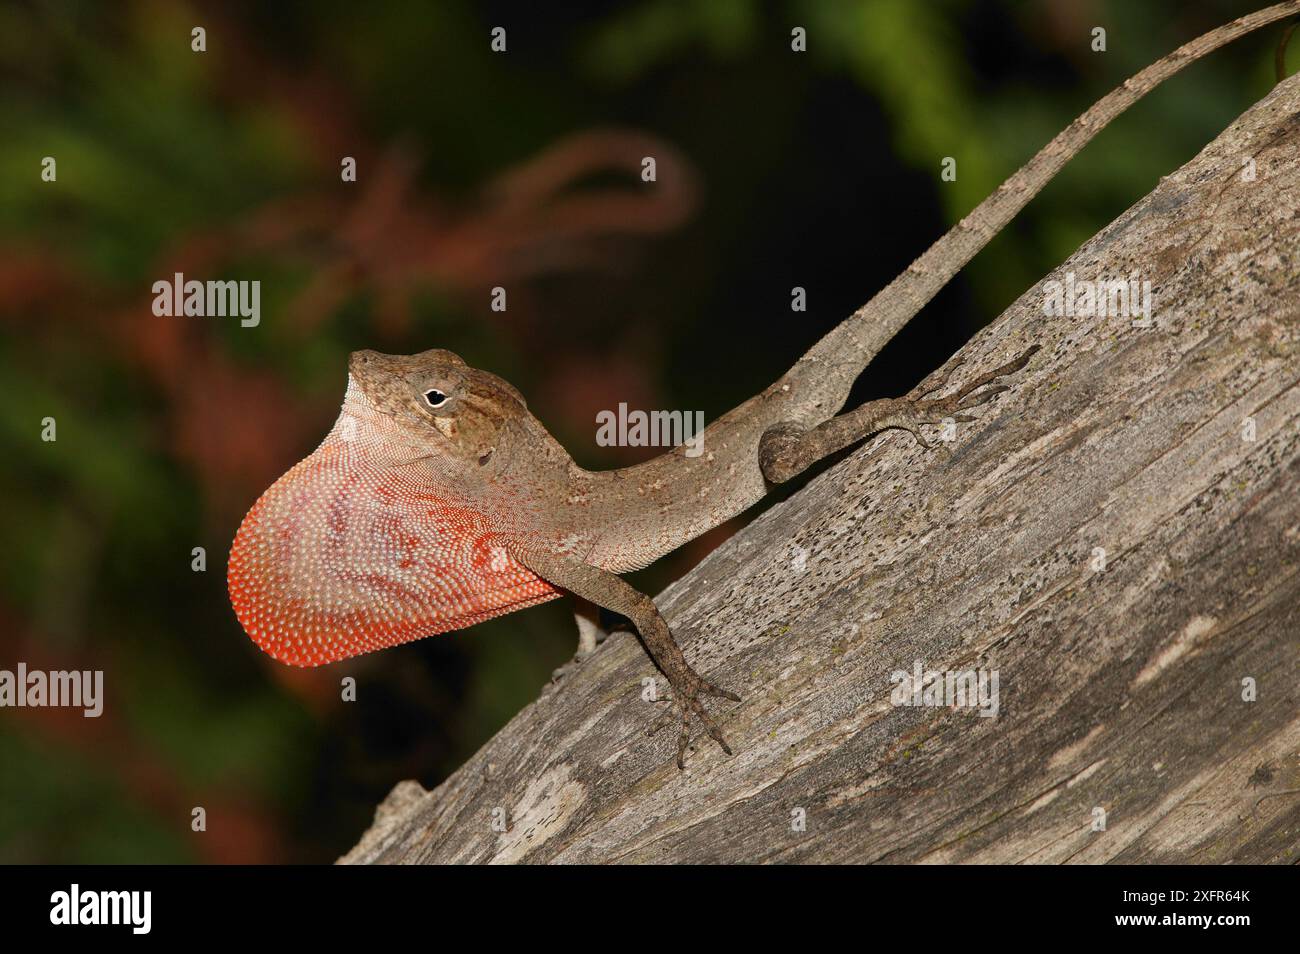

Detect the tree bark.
[{"left": 342, "top": 76, "right": 1300, "bottom": 864}]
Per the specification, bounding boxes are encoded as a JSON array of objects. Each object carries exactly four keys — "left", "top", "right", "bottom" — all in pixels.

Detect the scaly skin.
[{"left": 229, "top": 4, "right": 1300, "bottom": 768}]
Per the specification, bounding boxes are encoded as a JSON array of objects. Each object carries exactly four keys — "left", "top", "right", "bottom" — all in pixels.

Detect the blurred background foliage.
[{"left": 0, "top": 0, "right": 1288, "bottom": 861}]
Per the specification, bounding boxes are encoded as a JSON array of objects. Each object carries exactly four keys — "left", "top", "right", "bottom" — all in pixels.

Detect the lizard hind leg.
[{"left": 760, "top": 345, "right": 1039, "bottom": 484}]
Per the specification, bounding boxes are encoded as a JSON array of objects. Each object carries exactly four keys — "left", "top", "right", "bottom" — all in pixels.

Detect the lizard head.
[
  {"left": 346, "top": 347, "right": 529, "bottom": 474},
  {"left": 227, "top": 347, "right": 563, "bottom": 669}
]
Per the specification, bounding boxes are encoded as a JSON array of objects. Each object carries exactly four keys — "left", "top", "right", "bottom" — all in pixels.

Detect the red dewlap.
[{"left": 227, "top": 441, "right": 560, "bottom": 667}]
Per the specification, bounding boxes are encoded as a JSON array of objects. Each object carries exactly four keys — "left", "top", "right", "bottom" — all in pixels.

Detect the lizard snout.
[{"left": 349, "top": 349, "right": 382, "bottom": 375}]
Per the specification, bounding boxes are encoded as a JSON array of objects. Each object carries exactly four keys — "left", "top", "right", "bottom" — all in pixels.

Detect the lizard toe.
[{"left": 698, "top": 678, "right": 741, "bottom": 702}]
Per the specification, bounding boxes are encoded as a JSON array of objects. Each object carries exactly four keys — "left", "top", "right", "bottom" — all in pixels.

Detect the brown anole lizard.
[{"left": 228, "top": 3, "right": 1300, "bottom": 768}]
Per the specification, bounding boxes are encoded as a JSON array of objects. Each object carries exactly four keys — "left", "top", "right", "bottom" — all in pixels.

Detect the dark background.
[{"left": 0, "top": 0, "right": 1289, "bottom": 862}]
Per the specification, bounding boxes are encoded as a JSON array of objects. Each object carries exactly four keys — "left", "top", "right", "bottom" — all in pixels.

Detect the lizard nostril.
[{"left": 478, "top": 448, "right": 494, "bottom": 466}]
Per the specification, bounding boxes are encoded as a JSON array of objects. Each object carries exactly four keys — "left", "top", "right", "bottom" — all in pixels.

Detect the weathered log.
[{"left": 342, "top": 75, "right": 1300, "bottom": 864}]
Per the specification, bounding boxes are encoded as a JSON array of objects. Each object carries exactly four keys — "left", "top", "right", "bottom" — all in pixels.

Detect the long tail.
[{"left": 788, "top": 1, "right": 1300, "bottom": 419}]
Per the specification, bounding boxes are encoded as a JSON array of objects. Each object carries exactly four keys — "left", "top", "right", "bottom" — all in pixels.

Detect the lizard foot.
[
  {"left": 550, "top": 649, "right": 595, "bottom": 684},
  {"left": 893, "top": 344, "right": 1040, "bottom": 449},
  {"left": 550, "top": 632, "right": 618, "bottom": 683},
  {"left": 647, "top": 673, "right": 740, "bottom": 769},
  {"left": 759, "top": 345, "right": 1039, "bottom": 483}
]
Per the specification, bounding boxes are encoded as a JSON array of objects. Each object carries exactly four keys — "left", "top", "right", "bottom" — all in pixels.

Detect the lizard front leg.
[
  {"left": 761, "top": 345, "right": 1039, "bottom": 483},
  {"left": 551, "top": 596, "right": 610, "bottom": 683},
  {"left": 572, "top": 595, "right": 607, "bottom": 657},
  {"left": 511, "top": 544, "right": 739, "bottom": 768}
]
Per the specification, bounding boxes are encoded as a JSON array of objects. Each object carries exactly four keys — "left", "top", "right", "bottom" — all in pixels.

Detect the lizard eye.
[{"left": 423, "top": 389, "right": 448, "bottom": 409}]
